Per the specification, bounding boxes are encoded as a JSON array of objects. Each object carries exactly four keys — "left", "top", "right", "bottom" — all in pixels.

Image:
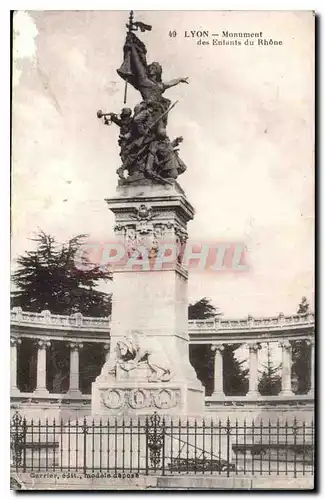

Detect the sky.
[{"left": 12, "top": 10, "right": 314, "bottom": 318}]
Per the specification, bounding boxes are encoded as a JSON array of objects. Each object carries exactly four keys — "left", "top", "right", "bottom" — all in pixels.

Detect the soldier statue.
[{"left": 97, "top": 11, "right": 189, "bottom": 185}]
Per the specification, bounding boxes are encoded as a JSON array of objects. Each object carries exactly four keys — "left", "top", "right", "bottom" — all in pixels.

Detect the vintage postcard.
[{"left": 10, "top": 10, "right": 315, "bottom": 491}]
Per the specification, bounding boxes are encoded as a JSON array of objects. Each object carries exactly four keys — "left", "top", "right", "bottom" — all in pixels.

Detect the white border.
[
  {"left": 4, "top": 1, "right": 323, "bottom": 10},
  {"left": 1, "top": 1, "right": 321, "bottom": 497}
]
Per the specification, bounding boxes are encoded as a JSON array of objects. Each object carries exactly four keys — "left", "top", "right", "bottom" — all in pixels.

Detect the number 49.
[{"left": 169, "top": 30, "right": 177, "bottom": 37}]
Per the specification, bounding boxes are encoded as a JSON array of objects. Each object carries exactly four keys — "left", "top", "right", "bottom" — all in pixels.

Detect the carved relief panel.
[{"left": 100, "top": 387, "right": 181, "bottom": 411}]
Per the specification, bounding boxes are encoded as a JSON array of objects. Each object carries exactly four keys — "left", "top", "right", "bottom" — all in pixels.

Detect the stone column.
[
  {"left": 34, "top": 339, "right": 51, "bottom": 395},
  {"left": 10, "top": 337, "right": 21, "bottom": 394},
  {"left": 280, "top": 340, "right": 294, "bottom": 396},
  {"left": 307, "top": 338, "right": 315, "bottom": 396},
  {"left": 247, "top": 342, "right": 261, "bottom": 397},
  {"left": 68, "top": 342, "right": 83, "bottom": 397},
  {"left": 211, "top": 344, "right": 225, "bottom": 398}
]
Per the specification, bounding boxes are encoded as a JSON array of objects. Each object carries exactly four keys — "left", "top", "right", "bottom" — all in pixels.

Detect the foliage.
[
  {"left": 222, "top": 344, "right": 249, "bottom": 396},
  {"left": 188, "top": 297, "right": 218, "bottom": 320},
  {"left": 189, "top": 344, "right": 214, "bottom": 395},
  {"left": 188, "top": 298, "right": 248, "bottom": 396},
  {"left": 292, "top": 340, "right": 311, "bottom": 394},
  {"left": 258, "top": 343, "right": 281, "bottom": 396},
  {"left": 11, "top": 230, "right": 112, "bottom": 317}
]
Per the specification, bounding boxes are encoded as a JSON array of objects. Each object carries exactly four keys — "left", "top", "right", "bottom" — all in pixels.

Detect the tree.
[
  {"left": 292, "top": 340, "right": 311, "bottom": 394},
  {"left": 188, "top": 297, "right": 218, "bottom": 320},
  {"left": 189, "top": 344, "right": 215, "bottom": 396},
  {"left": 11, "top": 230, "right": 112, "bottom": 317},
  {"left": 188, "top": 298, "right": 248, "bottom": 396},
  {"left": 258, "top": 343, "right": 281, "bottom": 396},
  {"left": 222, "top": 344, "right": 249, "bottom": 396},
  {"left": 188, "top": 298, "right": 217, "bottom": 395}
]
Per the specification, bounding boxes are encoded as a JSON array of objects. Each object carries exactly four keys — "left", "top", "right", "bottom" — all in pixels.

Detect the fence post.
[
  {"left": 10, "top": 411, "right": 26, "bottom": 473},
  {"left": 145, "top": 413, "right": 165, "bottom": 474},
  {"left": 226, "top": 417, "right": 231, "bottom": 477},
  {"left": 293, "top": 417, "right": 298, "bottom": 478},
  {"left": 82, "top": 417, "right": 88, "bottom": 475},
  {"left": 311, "top": 420, "right": 314, "bottom": 474},
  {"left": 23, "top": 417, "right": 27, "bottom": 473},
  {"left": 243, "top": 418, "right": 247, "bottom": 475},
  {"left": 162, "top": 417, "right": 166, "bottom": 476},
  {"left": 145, "top": 416, "right": 149, "bottom": 475}
]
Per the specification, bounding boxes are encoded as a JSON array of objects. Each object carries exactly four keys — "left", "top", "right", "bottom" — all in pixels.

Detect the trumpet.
[{"left": 97, "top": 109, "right": 114, "bottom": 125}]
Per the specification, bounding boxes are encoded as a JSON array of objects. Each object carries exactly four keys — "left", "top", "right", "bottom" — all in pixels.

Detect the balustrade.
[{"left": 11, "top": 308, "right": 314, "bottom": 333}]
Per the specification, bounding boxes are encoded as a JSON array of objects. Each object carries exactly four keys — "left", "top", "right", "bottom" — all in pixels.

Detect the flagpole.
[
  {"left": 123, "top": 79, "right": 128, "bottom": 104},
  {"left": 123, "top": 10, "right": 134, "bottom": 104}
]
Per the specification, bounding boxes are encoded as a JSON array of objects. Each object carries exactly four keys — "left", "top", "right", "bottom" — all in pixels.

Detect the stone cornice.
[
  {"left": 205, "top": 393, "right": 315, "bottom": 409},
  {"left": 10, "top": 393, "right": 314, "bottom": 410},
  {"left": 11, "top": 308, "right": 314, "bottom": 343}
]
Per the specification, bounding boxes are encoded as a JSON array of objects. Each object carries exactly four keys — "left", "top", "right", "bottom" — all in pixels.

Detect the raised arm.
[
  {"left": 109, "top": 114, "right": 122, "bottom": 127},
  {"left": 164, "top": 77, "right": 189, "bottom": 90}
]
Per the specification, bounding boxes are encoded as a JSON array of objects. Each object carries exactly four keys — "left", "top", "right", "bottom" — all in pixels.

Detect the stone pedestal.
[{"left": 92, "top": 181, "right": 205, "bottom": 416}]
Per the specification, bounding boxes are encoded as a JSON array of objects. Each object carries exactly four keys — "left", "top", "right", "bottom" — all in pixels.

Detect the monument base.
[
  {"left": 91, "top": 379, "right": 205, "bottom": 417},
  {"left": 92, "top": 358, "right": 204, "bottom": 416}
]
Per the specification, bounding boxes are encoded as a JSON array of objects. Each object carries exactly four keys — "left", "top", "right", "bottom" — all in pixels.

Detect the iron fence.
[{"left": 10, "top": 412, "right": 314, "bottom": 477}]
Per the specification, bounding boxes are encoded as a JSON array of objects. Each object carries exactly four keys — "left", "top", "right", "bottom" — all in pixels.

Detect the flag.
[{"left": 116, "top": 32, "right": 148, "bottom": 90}]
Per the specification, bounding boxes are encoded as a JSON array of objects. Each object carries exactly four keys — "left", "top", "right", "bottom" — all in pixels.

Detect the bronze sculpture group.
[{"left": 97, "top": 11, "right": 189, "bottom": 185}]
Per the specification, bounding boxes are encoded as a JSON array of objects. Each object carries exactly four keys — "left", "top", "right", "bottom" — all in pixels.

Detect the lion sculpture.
[{"left": 102, "top": 330, "right": 171, "bottom": 382}]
